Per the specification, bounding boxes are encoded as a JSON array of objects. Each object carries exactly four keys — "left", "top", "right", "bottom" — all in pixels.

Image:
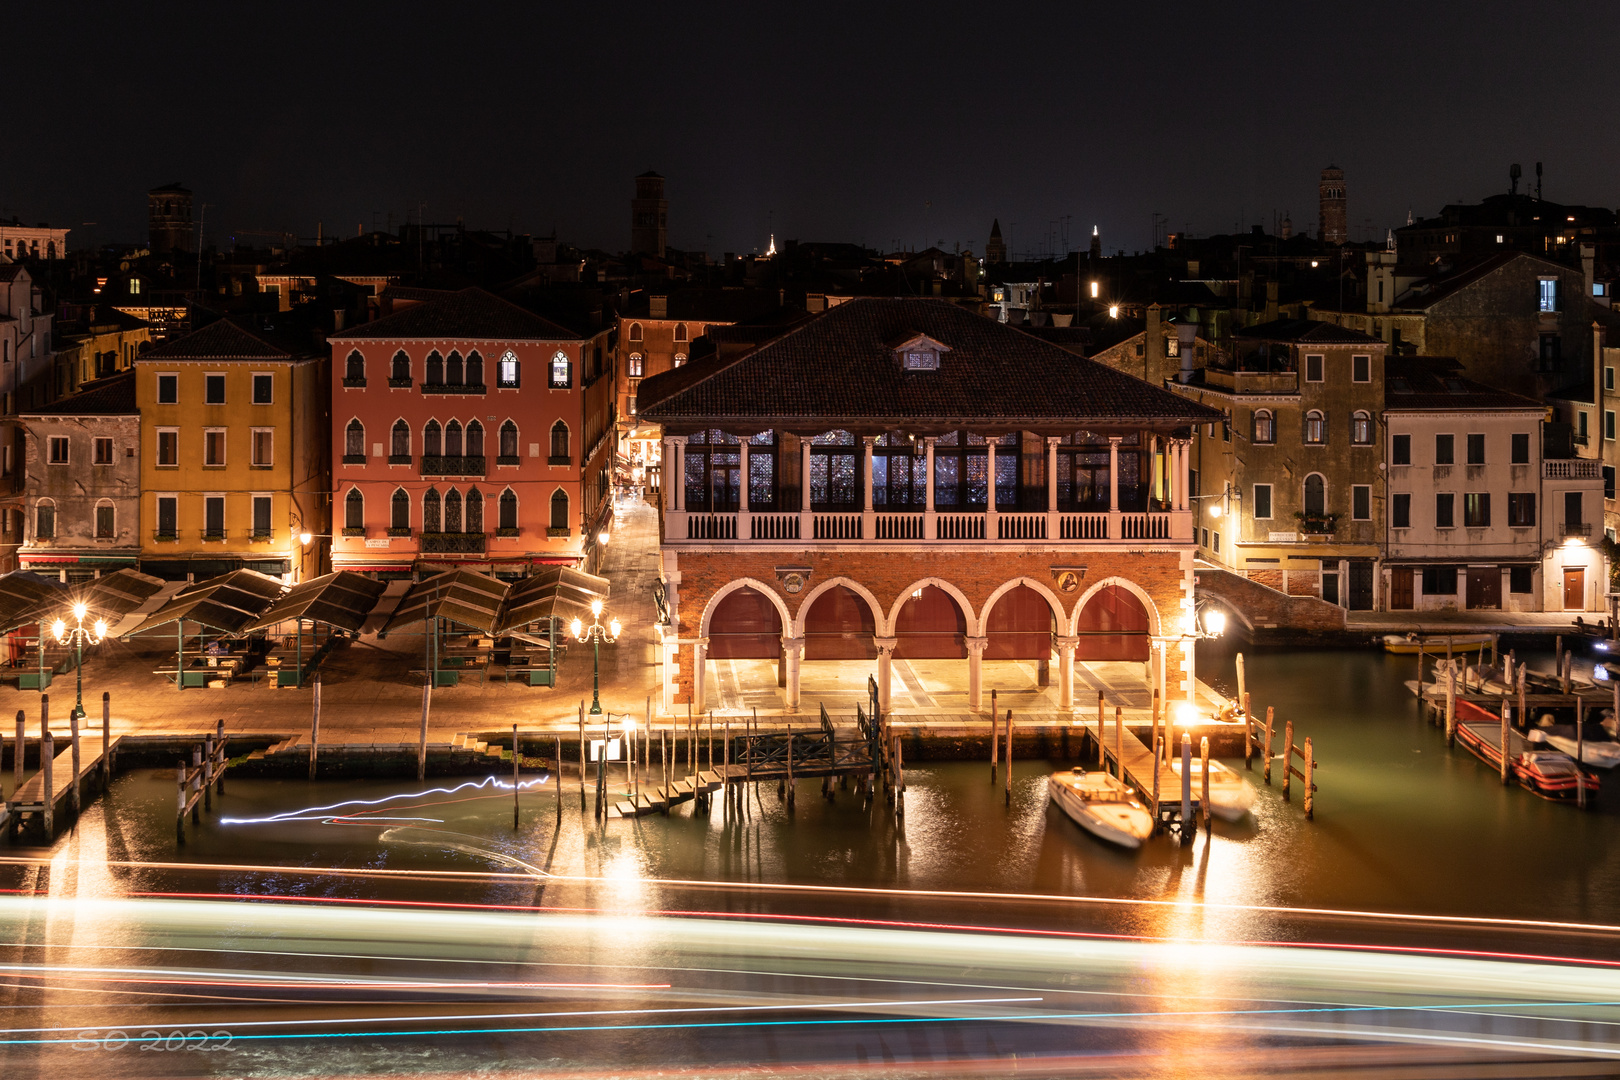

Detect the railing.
[
  {"left": 420, "top": 382, "right": 487, "bottom": 395},
  {"left": 1059, "top": 513, "right": 1109, "bottom": 540},
  {"left": 687, "top": 514, "right": 736, "bottom": 540},
  {"left": 1562, "top": 522, "right": 1593, "bottom": 538},
  {"left": 421, "top": 455, "right": 486, "bottom": 475},
  {"left": 996, "top": 513, "right": 1046, "bottom": 540},
  {"left": 1120, "top": 512, "right": 1172, "bottom": 540},
  {"left": 750, "top": 513, "right": 800, "bottom": 540},
  {"left": 936, "top": 513, "right": 985, "bottom": 540},
  {"left": 874, "top": 512, "right": 922, "bottom": 539},
  {"left": 421, "top": 532, "right": 486, "bottom": 553},
  {"left": 1547, "top": 459, "right": 1602, "bottom": 479},
  {"left": 813, "top": 513, "right": 862, "bottom": 540}
]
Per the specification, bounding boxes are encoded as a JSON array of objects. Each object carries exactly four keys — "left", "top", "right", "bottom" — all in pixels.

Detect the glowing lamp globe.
[
  {"left": 590, "top": 599, "right": 604, "bottom": 618},
  {"left": 609, "top": 618, "right": 622, "bottom": 638},
  {"left": 72, "top": 602, "right": 87, "bottom": 621},
  {"left": 1203, "top": 609, "right": 1227, "bottom": 637},
  {"left": 52, "top": 619, "right": 66, "bottom": 640},
  {"left": 570, "top": 618, "right": 584, "bottom": 639},
  {"left": 1207, "top": 502, "right": 1222, "bottom": 518},
  {"left": 93, "top": 619, "right": 107, "bottom": 639}
]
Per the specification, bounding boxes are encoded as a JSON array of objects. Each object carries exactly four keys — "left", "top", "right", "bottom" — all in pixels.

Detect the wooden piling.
[
  {"left": 1577, "top": 694, "right": 1588, "bottom": 810},
  {"left": 13, "top": 710, "right": 23, "bottom": 790},
  {"left": 1150, "top": 736, "right": 1161, "bottom": 829},
  {"left": 175, "top": 761, "right": 186, "bottom": 843},
  {"left": 1263, "top": 707, "right": 1275, "bottom": 785},
  {"left": 1151, "top": 688, "right": 1160, "bottom": 770},
  {"left": 1417, "top": 641, "right": 1425, "bottom": 711},
  {"left": 786, "top": 722, "right": 795, "bottom": 808},
  {"left": 1179, "top": 733, "right": 1192, "bottom": 845},
  {"left": 990, "top": 697, "right": 999, "bottom": 782},
  {"left": 554, "top": 736, "right": 563, "bottom": 818},
  {"left": 1200, "top": 735, "right": 1211, "bottom": 831},
  {"left": 215, "top": 718, "right": 224, "bottom": 795},
  {"left": 1114, "top": 706, "right": 1123, "bottom": 785},
  {"left": 1445, "top": 665, "right": 1457, "bottom": 744},
  {"left": 1303, "top": 737, "right": 1315, "bottom": 819},
  {"left": 512, "top": 723, "right": 521, "bottom": 830},
  {"left": 1005, "top": 711, "right": 1014, "bottom": 805},
  {"left": 40, "top": 727, "right": 54, "bottom": 838},
  {"left": 69, "top": 709, "right": 81, "bottom": 814},
  {"left": 1499, "top": 698, "right": 1510, "bottom": 784},
  {"left": 1282, "top": 719, "right": 1295, "bottom": 800},
  {"left": 1243, "top": 693, "right": 1253, "bottom": 769},
  {"left": 1235, "top": 652, "right": 1247, "bottom": 718},
  {"left": 1518, "top": 668, "right": 1529, "bottom": 730},
  {"left": 1097, "top": 691, "right": 1106, "bottom": 767},
  {"left": 310, "top": 674, "right": 322, "bottom": 780},
  {"left": 189, "top": 745, "right": 202, "bottom": 824},
  {"left": 896, "top": 735, "right": 905, "bottom": 818},
  {"left": 104, "top": 694, "right": 113, "bottom": 778},
  {"left": 578, "top": 702, "right": 586, "bottom": 805}
]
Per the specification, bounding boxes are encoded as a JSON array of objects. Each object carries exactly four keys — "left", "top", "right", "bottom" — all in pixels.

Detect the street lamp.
[
  {"left": 571, "top": 599, "right": 621, "bottom": 716},
  {"left": 53, "top": 602, "right": 107, "bottom": 722}
]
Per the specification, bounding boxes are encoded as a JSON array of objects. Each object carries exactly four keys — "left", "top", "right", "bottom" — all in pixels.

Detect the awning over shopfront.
[{"left": 240, "top": 571, "right": 389, "bottom": 635}]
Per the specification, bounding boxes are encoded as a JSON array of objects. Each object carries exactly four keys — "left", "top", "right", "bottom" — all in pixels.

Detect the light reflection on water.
[{"left": 4, "top": 648, "right": 1619, "bottom": 923}]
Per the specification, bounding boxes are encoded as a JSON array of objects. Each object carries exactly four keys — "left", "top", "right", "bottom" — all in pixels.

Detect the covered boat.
[
  {"left": 1167, "top": 757, "right": 1257, "bottom": 821},
  {"left": 1383, "top": 633, "right": 1492, "bottom": 655},
  {"left": 1048, "top": 768, "right": 1154, "bottom": 849}
]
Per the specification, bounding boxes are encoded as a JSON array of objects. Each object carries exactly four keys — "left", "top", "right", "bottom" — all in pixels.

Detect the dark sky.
[{"left": 9, "top": 2, "right": 1619, "bottom": 259}]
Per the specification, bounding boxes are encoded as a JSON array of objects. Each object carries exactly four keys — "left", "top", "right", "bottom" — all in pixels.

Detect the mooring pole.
[
  {"left": 554, "top": 736, "right": 563, "bottom": 819},
  {"left": 14, "top": 710, "right": 23, "bottom": 791},
  {"left": 578, "top": 701, "right": 586, "bottom": 809},
  {"left": 37, "top": 728, "right": 53, "bottom": 837},
  {"left": 1235, "top": 652, "right": 1247, "bottom": 718},
  {"left": 1096, "top": 691, "right": 1105, "bottom": 766},
  {"left": 1179, "top": 732, "right": 1192, "bottom": 845},
  {"left": 1445, "top": 665, "right": 1457, "bottom": 745},
  {"left": 417, "top": 678, "right": 429, "bottom": 781},
  {"left": 1263, "top": 706, "right": 1275, "bottom": 785},
  {"left": 1243, "top": 692, "right": 1254, "bottom": 769},
  {"left": 1114, "top": 705, "right": 1123, "bottom": 785},
  {"left": 175, "top": 761, "right": 185, "bottom": 844},
  {"left": 103, "top": 693, "right": 113, "bottom": 777},
  {"left": 1519, "top": 668, "right": 1529, "bottom": 731},
  {"left": 1283, "top": 719, "right": 1295, "bottom": 800},
  {"left": 1303, "top": 737, "right": 1315, "bottom": 820},
  {"left": 215, "top": 718, "right": 226, "bottom": 795},
  {"left": 1499, "top": 698, "right": 1510, "bottom": 784},
  {"left": 310, "top": 673, "right": 322, "bottom": 781},
  {"left": 1150, "top": 736, "right": 1161, "bottom": 832},
  {"left": 1577, "top": 693, "right": 1587, "bottom": 810},
  {"left": 1005, "top": 711, "right": 1014, "bottom": 805},
  {"left": 1200, "top": 735, "right": 1211, "bottom": 831},
  {"left": 69, "top": 708, "right": 81, "bottom": 815},
  {"left": 990, "top": 696, "right": 999, "bottom": 783},
  {"left": 513, "top": 723, "right": 521, "bottom": 830},
  {"left": 1417, "top": 642, "right": 1425, "bottom": 712}
]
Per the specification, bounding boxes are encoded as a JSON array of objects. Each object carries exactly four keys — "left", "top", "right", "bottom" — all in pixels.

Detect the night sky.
[{"left": 11, "top": 2, "right": 1619, "bottom": 258}]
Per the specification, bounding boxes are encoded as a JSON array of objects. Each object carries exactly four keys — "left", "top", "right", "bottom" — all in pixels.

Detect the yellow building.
[{"left": 136, "top": 318, "right": 329, "bottom": 581}]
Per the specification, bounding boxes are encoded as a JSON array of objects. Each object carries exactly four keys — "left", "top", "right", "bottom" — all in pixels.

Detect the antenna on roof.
[{"left": 1536, "top": 161, "right": 1543, "bottom": 201}]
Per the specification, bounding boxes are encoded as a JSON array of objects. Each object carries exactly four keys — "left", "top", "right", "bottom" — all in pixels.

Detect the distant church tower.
[
  {"left": 631, "top": 170, "right": 667, "bottom": 257},
  {"left": 148, "top": 182, "right": 194, "bottom": 253},
  {"left": 985, "top": 219, "right": 1006, "bottom": 264},
  {"left": 1319, "top": 166, "right": 1347, "bottom": 245}
]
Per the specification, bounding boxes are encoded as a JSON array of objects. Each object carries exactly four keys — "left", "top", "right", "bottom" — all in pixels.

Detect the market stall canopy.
[
  {"left": 497, "top": 567, "right": 611, "bottom": 636},
  {"left": 0, "top": 572, "right": 67, "bottom": 634},
  {"left": 74, "top": 568, "right": 168, "bottom": 618},
  {"left": 240, "top": 571, "right": 389, "bottom": 635},
  {"left": 379, "top": 569, "right": 509, "bottom": 638},
  {"left": 121, "top": 569, "right": 287, "bottom": 637}
]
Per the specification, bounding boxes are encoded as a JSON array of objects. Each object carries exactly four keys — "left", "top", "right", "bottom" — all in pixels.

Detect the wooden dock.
[{"left": 6, "top": 720, "right": 121, "bottom": 841}]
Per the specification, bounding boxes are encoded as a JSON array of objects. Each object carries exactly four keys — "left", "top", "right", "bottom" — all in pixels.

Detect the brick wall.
[{"left": 1195, "top": 564, "right": 1345, "bottom": 632}]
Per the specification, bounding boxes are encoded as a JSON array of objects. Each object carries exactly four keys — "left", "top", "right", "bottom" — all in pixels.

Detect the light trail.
[
  {"left": 217, "top": 775, "right": 548, "bottom": 824},
  {"left": 3, "top": 853, "right": 1618, "bottom": 940}
]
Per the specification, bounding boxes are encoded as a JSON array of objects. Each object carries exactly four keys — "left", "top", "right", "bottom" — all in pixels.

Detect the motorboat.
[
  {"left": 1167, "top": 757, "right": 1257, "bottom": 821},
  {"left": 1048, "top": 768, "right": 1154, "bottom": 849},
  {"left": 1512, "top": 751, "right": 1600, "bottom": 802},
  {"left": 1526, "top": 723, "right": 1620, "bottom": 769},
  {"left": 1383, "top": 633, "right": 1492, "bottom": 655}
]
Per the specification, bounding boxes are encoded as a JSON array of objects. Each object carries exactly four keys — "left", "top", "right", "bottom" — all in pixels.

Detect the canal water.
[{"left": 5, "top": 646, "right": 1619, "bottom": 924}]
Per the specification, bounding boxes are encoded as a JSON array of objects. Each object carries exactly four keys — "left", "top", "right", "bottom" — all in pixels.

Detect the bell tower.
[
  {"left": 1319, "top": 166, "right": 1347, "bottom": 245},
  {"left": 631, "top": 171, "right": 667, "bottom": 258}
]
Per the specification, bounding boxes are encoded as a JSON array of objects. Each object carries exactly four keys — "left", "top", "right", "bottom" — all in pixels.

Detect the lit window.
[
  {"left": 1252, "top": 409, "right": 1275, "bottom": 444},
  {"left": 549, "top": 350, "right": 571, "bottom": 388},
  {"left": 1464, "top": 492, "right": 1491, "bottom": 528},
  {"left": 1539, "top": 278, "right": 1558, "bottom": 312},
  {"left": 628, "top": 353, "right": 644, "bottom": 378},
  {"left": 497, "top": 350, "right": 520, "bottom": 388},
  {"left": 1304, "top": 410, "right": 1326, "bottom": 444},
  {"left": 1351, "top": 411, "right": 1372, "bottom": 445}
]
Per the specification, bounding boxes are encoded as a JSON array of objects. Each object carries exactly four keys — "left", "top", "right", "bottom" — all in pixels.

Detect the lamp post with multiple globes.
[
  {"left": 53, "top": 602, "right": 107, "bottom": 723},
  {"left": 571, "top": 599, "right": 621, "bottom": 716}
]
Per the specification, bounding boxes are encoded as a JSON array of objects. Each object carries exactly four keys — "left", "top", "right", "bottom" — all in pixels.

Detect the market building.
[{"left": 636, "top": 297, "right": 1219, "bottom": 716}]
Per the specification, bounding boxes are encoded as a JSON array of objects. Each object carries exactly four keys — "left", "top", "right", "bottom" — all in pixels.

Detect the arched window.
[
  {"left": 466, "top": 350, "right": 483, "bottom": 387},
  {"left": 627, "top": 353, "right": 644, "bottom": 378},
  {"left": 499, "top": 488, "right": 518, "bottom": 531},
  {"left": 35, "top": 498, "right": 55, "bottom": 540},
  {"left": 424, "top": 420, "right": 442, "bottom": 457},
  {"left": 446, "top": 350, "right": 463, "bottom": 386},
  {"left": 391, "top": 487, "right": 410, "bottom": 531},
  {"left": 466, "top": 487, "right": 483, "bottom": 533},
  {"left": 94, "top": 498, "right": 115, "bottom": 539},
  {"left": 1304, "top": 409, "right": 1326, "bottom": 444},
  {"left": 1351, "top": 410, "right": 1373, "bottom": 445},
  {"left": 445, "top": 487, "right": 463, "bottom": 532},
  {"left": 344, "top": 418, "right": 365, "bottom": 460},
  {"left": 466, "top": 419, "right": 484, "bottom": 458},
  {"left": 1304, "top": 474, "right": 1326, "bottom": 516},
  {"left": 391, "top": 350, "right": 410, "bottom": 382},
  {"left": 674, "top": 323, "right": 688, "bottom": 342},
  {"left": 498, "top": 420, "right": 519, "bottom": 461},
  {"left": 497, "top": 350, "right": 520, "bottom": 388},
  {"left": 426, "top": 350, "right": 444, "bottom": 386},
  {"left": 423, "top": 487, "right": 441, "bottom": 532},
  {"left": 1252, "top": 409, "right": 1275, "bottom": 444},
  {"left": 344, "top": 487, "right": 364, "bottom": 531},
  {"left": 344, "top": 350, "right": 365, "bottom": 383},
  {"left": 549, "top": 350, "right": 571, "bottom": 388},
  {"left": 445, "top": 419, "right": 463, "bottom": 457},
  {"left": 550, "top": 420, "right": 570, "bottom": 461},
  {"left": 628, "top": 322, "right": 643, "bottom": 342},
  {"left": 673, "top": 353, "right": 687, "bottom": 368},
  {"left": 391, "top": 419, "right": 410, "bottom": 459},
  {"left": 550, "top": 489, "right": 569, "bottom": 531}
]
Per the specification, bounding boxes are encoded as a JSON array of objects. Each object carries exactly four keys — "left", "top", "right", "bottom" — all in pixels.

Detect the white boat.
[
  {"left": 1168, "top": 757, "right": 1258, "bottom": 821},
  {"left": 1048, "top": 768, "right": 1154, "bottom": 849},
  {"left": 1527, "top": 727, "right": 1620, "bottom": 769}
]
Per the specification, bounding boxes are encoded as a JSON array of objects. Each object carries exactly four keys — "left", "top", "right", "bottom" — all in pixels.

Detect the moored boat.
[
  {"left": 1167, "top": 757, "right": 1257, "bottom": 821},
  {"left": 1453, "top": 700, "right": 1600, "bottom": 803},
  {"left": 1526, "top": 726, "right": 1620, "bottom": 769},
  {"left": 1048, "top": 768, "right": 1154, "bottom": 849},
  {"left": 1383, "top": 633, "right": 1492, "bottom": 655}
]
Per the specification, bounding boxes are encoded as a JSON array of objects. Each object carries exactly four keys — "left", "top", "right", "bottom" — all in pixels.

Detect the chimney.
[
  {"left": 649, "top": 295, "right": 668, "bottom": 318},
  {"left": 333, "top": 309, "right": 345, "bottom": 332},
  {"left": 1145, "top": 304, "right": 1164, "bottom": 381},
  {"left": 1177, "top": 322, "right": 1197, "bottom": 383},
  {"left": 1582, "top": 244, "right": 1596, "bottom": 298}
]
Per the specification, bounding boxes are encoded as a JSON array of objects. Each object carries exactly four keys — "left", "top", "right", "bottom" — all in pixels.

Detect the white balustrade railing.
[
  {"left": 874, "top": 513, "right": 924, "bottom": 539},
  {"left": 749, "top": 513, "right": 800, "bottom": 540},
  {"left": 665, "top": 508, "right": 1192, "bottom": 544},
  {"left": 813, "top": 513, "right": 863, "bottom": 540},
  {"left": 996, "top": 513, "right": 1047, "bottom": 540},
  {"left": 936, "top": 513, "right": 986, "bottom": 540},
  {"left": 1059, "top": 513, "right": 1109, "bottom": 540}
]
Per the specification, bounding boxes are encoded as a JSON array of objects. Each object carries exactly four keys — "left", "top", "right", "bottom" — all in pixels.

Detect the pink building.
[{"left": 326, "top": 288, "right": 616, "bottom": 579}]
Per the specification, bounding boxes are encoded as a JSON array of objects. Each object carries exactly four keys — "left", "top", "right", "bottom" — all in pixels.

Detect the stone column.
[
  {"left": 873, "top": 636, "right": 897, "bottom": 712},
  {"left": 965, "top": 636, "right": 989, "bottom": 712},
  {"left": 985, "top": 437, "right": 999, "bottom": 538},
  {"left": 663, "top": 436, "right": 679, "bottom": 513},
  {"left": 738, "top": 437, "right": 750, "bottom": 512},
  {"left": 1046, "top": 436, "right": 1060, "bottom": 538},
  {"left": 691, "top": 637, "right": 709, "bottom": 712},
  {"left": 1108, "top": 436, "right": 1121, "bottom": 511},
  {"left": 862, "top": 436, "right": 876, "bottom": 538},
  {"left": 781, "top": 635, "right": 804, "bottom": 710},
  {"left": 923, "top": 437, "right": 937, "bottom": 540},
  {"left": 800, "top": 436, "right": 814, "bottom": 540},
  {"left": 1177, "top": 437, "right": 1191, "bottom": 511},
  {"left": 1055, "top": 635, "right": 1078, "bottom": 709}
]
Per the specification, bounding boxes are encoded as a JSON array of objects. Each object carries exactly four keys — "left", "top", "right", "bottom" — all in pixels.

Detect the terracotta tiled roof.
[
  {"left": 1233, "top": 318, "right": 1384, "bottom": 345},
  {"left": 333, "top": 287, "right": 580, "bottom": 341},
  {"left": 24, "top": 369, "right": 138, "bottom": 415},
  {"left": 142, "top": 318, "right": 306, "bottom": 360},
  {"left": 1384, "top": 359, "right": 1546, "bottom": 411},
  {"left": 638, "top": 297, "right": 1219, "bottom": 431}
]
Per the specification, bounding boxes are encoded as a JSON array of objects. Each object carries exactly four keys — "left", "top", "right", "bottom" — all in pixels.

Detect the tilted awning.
[
  {"left": 121, "top": 569, "right": 287, "bottom": 637},
  {"left": 0, "top": 572, "right": 67, "bottom": 634},
  {"left": 379, "top": 569, "right": 509, "bottom": 637},
  {"left": 497, "top": 567, "right": 611, "bottom": 636},
  {"left": 239, "top": 571, "right": 390, "bottom": 635}
]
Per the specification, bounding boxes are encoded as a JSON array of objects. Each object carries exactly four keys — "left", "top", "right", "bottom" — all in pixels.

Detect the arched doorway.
[
  {"left": 1075, "top": 584, "right": 1151, "bottom": 661},
  {"left": 708, "top": 586, "right": 782, "bottom": 658},
  {"left": 803, "top": 585, "right": 876, "bottom": 659},
  {"left": 891, "top": 584, "right": 968, "bottom": 710},
  {"left": 984, "top": 583, "right": 1058, "bottom": 695}
]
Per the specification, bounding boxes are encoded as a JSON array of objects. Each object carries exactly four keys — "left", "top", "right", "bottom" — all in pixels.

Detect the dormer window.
[{"left": 888, "top": 332, "right": 951, "bottom": 372}]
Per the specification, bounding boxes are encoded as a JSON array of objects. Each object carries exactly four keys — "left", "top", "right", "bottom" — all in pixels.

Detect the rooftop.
[
  {"left": 23, "top": 370, "right": 138, "bottom": 416},
  {"left": 141, "top": 317, "right": 311, "bottom": 361},
  {"left": 1383, "top": 359, "right": 1546, "bottom": 411},
  {"left": 333, "top": 286, "right": 581, "bottom": 342},
  {"left": 1232, "top": 318, "right": 1384, "bottom": 345}
]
